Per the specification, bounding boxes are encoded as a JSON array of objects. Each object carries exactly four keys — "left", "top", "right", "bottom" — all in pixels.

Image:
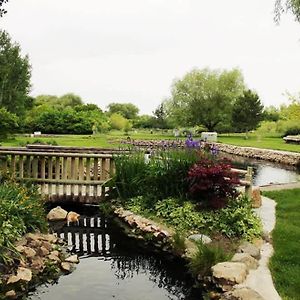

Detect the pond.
[
  {"left": 28, "top": 206, "right": 203, "bottom": 300},
  {"left": 220, "top": 153, "right": 300, "bottom": 186}
]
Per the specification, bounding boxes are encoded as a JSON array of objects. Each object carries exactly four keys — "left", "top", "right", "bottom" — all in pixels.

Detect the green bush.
[
  {"left": 214, "top": 196, "right": 262, "bottom": 240},
  {"left": 0, "top": 181, "right": 47, "bottom": 263}
]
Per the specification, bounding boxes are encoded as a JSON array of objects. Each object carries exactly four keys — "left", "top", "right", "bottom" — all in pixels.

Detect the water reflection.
[
  {"left": 28, "top": 216, "right": 202, "bottom": 300},
  {"left": 219, "top": 153, "right": 300, "bottom": 186}
]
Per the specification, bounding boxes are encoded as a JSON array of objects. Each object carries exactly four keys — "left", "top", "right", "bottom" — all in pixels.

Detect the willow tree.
[
  {"left": 275, "top": 0, "right": 300, "bottom": 22},
  {"left": 166, "top": 68, "right": 245, "bottom": 131}
]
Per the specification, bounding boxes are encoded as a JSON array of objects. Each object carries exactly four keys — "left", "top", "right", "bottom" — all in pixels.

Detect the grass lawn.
[
  {"left": 218, "top": 134, "right": 300, "bottom": 153},
  {"left": 1, "top": 131, "right": 300, "bottom": 153},
  {"left": 263, "top": 189, "right": 300, "bottom": 300},
  {"left": 0, "top": 130, "right": 178, "bottom": 148}
]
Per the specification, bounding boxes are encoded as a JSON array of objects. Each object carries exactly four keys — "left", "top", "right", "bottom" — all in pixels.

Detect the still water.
[
  {"left": 220, "top": 153, "right": 300, "bottom": 186},
  {"left": 28, "top": 210, "right": 202, "bottom": 300}
]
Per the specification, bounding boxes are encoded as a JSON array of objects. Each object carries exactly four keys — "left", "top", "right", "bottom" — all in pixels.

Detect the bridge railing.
[{"left": 0, "top": 150, "right": 115, "bottom": 203}]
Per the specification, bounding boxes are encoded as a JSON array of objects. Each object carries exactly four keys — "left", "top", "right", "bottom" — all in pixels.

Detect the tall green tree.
[
  {"left": 275, "top": 0, "right": 300, "bottom": 22},
  {"left": 166, "top": 68, "right": 245, "bottom": 131},
  {"left": 107, "top": 102, "right": 139, "bottom": 119},
  {"left": 0, "top": 30, "right": 31, "bottom": 116},
  {"left": 152, "top": 103, "right": 171, "bottom": 129},
  {"left": 0, "top": 107, "right": 18, "bottom": 138},
  {"left": 232, "top": 90, "right": 264, "bottom": 136}
]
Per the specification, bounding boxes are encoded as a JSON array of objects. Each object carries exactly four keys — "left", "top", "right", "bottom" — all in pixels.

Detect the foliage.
[
  {"left": 171, "top": 231, "right": 186, "bottom": 256},
  {"left": 109, "top": 113, "right": 130, "bottom": 131},
  {"left": 215, "top": 196, "right": 262, "bottom": 239},
  {"left": 113, "top": 150, "right": 199, "bottom": 201},
  {"left": 166, "top": 68, "right": 245, "bottom": 131},
  {"left": 124, "top": 195, "right": 262, "bottom": 240},
  {"left": 133, "top": 114, "right": 156, "bottom": 129},
  {"left": 188, "top": 241, "right": 229, "bottom": 277},
  {"left": 0, "top": 30, "right": 31, "bottom": 117},
  {"left": 275, "top": 0, "right": 300, "bottom": 22},
  {"left": 152, "top": 103, "right": 172, "bottom": 129},
  {"left": 18, "top": 139, "right": 58, "bottom": 147},
  {"left": 232, "top": 90, "right": 264, "bottom": 134},
  {"left": 0, "top": 180, "right": 47, "bottom": 264},
  {"left": 34, "top": 93, "right": 84, "bottom": 108},
  {"left": 25, "top": 104, "right": 107, "bottom": 134},
  {"left": 0, "top": 107, "right": 18, "bottom": 138},
  {"left": 262, "top": 106, "right": 280, "bottom": 122},
  {"left": 107, "top": 102, "right": 139, "bottom": 119},
  {"left": 263, "top": 189, "right": 300, "bottom": 299},
  {"left": 188, "top": 156, "right": 240, "bottom": 209},
  {"left": 113, "top": 152, "right": 147, "bottom": 199},
  {"left": 0, "top": 0, "right": 8, "bottom": 17}
]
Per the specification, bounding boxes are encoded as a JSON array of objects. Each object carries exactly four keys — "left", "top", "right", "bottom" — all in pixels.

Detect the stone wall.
[{"left": 215, "top": 143, "right": 300, "bottom": 166}]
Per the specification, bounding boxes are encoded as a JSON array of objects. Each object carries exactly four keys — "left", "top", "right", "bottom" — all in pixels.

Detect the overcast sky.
[{"left": 1, "top": 0, "right": 300, "bottom": 114}]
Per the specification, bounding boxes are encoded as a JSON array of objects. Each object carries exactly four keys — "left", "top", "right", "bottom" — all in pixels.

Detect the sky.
[{"left": 1, "top": 0, "right": 300, "bottom": 114}]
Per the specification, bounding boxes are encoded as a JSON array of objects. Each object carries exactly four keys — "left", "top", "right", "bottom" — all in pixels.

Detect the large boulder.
[
  {"left": 238, "top": 241, "right": 261, "bottom": 260},
  {"left": 212, "top": 262, "right": 248, "bottom": 291},
  {"left": 231, "top": 253, "right": 258, "bottom": 270},
  {"left": 47, "top": 206, "right": 68, "bottom": 221}
]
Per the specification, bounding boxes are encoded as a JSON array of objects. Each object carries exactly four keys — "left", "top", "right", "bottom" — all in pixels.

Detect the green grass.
[
  {"left": 263, "top": 189, "right": 300, "bottom": 300},
  {"left": 218, "top": 134, "right": 300, "bottom": 153},
  {"left": 0, "top": 130, "right": 178, "bottom": 148},
  {"left": 1, "top": 131, "right": 300, "bottom": 153}
]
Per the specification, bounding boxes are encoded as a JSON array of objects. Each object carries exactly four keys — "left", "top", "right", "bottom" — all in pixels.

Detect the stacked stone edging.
[{"left": 216, "top": 143, "right": 300, "bottom": 166}]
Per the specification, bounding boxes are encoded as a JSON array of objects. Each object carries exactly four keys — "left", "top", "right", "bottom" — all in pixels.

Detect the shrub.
[
  {"left": 188, "top": 157, "right": 240, "bottom": 209},
  {"left": 0, "top": 180, "right": 47, "bottom": 264},
  {"left": 214, "top": 195, "right": 262, "bottom": 240}
]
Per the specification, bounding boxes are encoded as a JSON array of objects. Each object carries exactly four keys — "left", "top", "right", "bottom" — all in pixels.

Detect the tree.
[
  {"left": 275, "top": 0, "right": 300, "bottom": 22},
  {"left": 0, "top": 30, "right": 31, "bottom": 116},
  {"left": 0, "top": 107, "right": 18, "bottom": 138},
  {"left": 263, "top": 106, "right": 280, "bottom": 122},
  {"left": 0, "top": 0, "right": 8, "bottom": 17},
  {"left": 109, "top": 113, "right": 129, "bottom": 130},
  {"left": 166, "top": 68, "right": 245, "bottom": 131},
  {"left": 107, "top": 103, "right": 139, "bottom": 119},
  {"left": 232, "top": 90, "right": 264, "bottom": 136},
  {"left": 152, "top": 103, "right": 171, "bottom": 129}
]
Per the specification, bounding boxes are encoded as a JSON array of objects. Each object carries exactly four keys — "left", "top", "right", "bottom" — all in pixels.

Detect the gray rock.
[
  {"left": 231, "top": 253, "right": 259, "bottom": 270},
  {"left": 47, "top": 206, "right": 68, "bottom": 221},
  {"left": 188, "top": 234, "right": 212, "bottom": 244},
  {"left": 238, "top": 241, "right": 261, "bottom": 259}
]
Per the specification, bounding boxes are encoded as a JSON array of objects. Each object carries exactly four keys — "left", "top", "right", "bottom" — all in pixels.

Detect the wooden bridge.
[
  {"left": 0, "top": 146, "right": 117, "bottom": 204},
  {"left": 0, "top": 145, "right": 253, "bottom": 204}
]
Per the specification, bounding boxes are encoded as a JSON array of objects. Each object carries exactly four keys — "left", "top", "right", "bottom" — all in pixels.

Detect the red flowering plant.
[{"left": 188, "top": 155, "right": 240, "bottom": 209}]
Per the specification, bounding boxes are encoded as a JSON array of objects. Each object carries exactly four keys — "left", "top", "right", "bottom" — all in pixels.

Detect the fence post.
[{"left": 245, "top": 166, "right": 253, "bottom": 198}]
